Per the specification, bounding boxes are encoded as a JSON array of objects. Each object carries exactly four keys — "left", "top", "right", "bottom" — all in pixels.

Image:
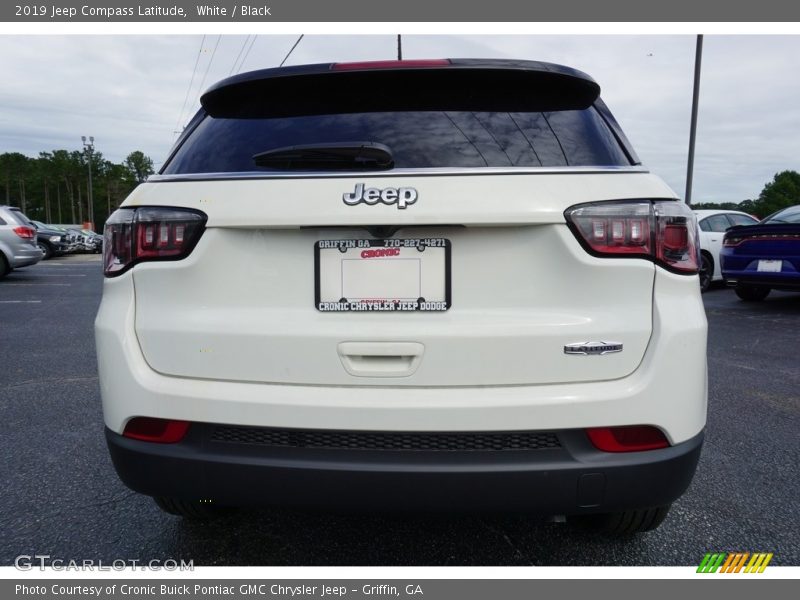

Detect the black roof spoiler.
[{"left": 200, "top": 58, "right": 602, "bottom": 118}]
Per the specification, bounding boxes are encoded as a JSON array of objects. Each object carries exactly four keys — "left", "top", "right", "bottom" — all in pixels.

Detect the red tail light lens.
[
  {"left": 123, "top": 417, "right": 190, "bottom": 443},
  {"left": 586, "top": 426, "right": 670, "bottom": 452},
  {"left": 332, "top": 59, "right": 451, "bottom": 71},
  {"left": 103, "top": 207, "right": 207, "bottom": 277},
  {"left": 13, "top": 226, "right": 36, "bottom": 239},
  {"left": 565, "top": 200, "right": 699, "bottom": 273}
]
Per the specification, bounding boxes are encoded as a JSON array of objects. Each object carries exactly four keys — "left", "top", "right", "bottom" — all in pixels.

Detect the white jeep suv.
[{"left": 95, "top": 59, "right": 707, "bottom": 533}]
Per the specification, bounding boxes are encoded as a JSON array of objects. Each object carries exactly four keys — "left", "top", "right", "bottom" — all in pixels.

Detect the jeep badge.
[{"left": 343, "top": 183, "right": 418, "bottom": 209}]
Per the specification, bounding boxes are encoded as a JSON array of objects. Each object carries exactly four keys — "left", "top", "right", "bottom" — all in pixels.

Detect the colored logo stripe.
[
  {"left": 697, "top": 553, "right": 726, "bottom": 573},
  {"left": 745, "top": 553, "right": 773, "bottom": 573},
  {"left": 697, "top": 552, "right": 773, "bottom": 573}
]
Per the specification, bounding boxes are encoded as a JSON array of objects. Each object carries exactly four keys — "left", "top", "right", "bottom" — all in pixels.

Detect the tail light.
[
  {"left": 103, "top": 207, "right": 207, "bottom": 277},
  {"left": 13, "top": 226, "right": 36, "bottom": 239},
  {"left": 565, "top": 200, "right": 699, "bottom": 274},
  {"left": 586, "top": 426, "right": 670, "bottom": 452},
  {"left": 123, "top": 417, "right": 190, "bottom": 443},
  {"left": 725, "top": 233, "right": 800, "bottom": 247}
]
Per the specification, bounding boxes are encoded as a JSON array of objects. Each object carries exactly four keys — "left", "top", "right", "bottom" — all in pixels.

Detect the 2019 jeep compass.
[{"left": 96, "top": 59, "right": 706, "bottom": 533}]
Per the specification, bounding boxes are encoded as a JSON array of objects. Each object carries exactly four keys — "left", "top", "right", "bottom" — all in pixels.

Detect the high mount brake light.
[
  {"left": 103, "top": 207, "right": 207, "bottom": 277},
  {"left": 565, "top": 200, "right": 699, "bottom": 274},
  {"left": 331, "top": 59, "right": 451, "bottom": 71},
  {"left": 13, "top": 226, "right": 36, "bottom": 239}
]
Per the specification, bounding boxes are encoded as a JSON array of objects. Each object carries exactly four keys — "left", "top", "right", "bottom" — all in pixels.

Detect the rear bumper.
[
  {"left": 722, "top": 250, "right": 800, "bottom": 289},
  {"left": 8, "top": 245, "right": 42, "bottom": 269},
  {"left": 724, "top": 271, "right": 800, "bottom": 290},
  {"left": 106, "top": 426, "right": 703, "bottom": 513}
]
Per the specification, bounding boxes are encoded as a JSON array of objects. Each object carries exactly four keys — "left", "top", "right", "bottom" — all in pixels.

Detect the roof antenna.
[
  {"left": 279, "top": 34, "right": 304, "bottom": 68},
  {"left": 397, "top": 34, "right": 402, "bottom": 60}
]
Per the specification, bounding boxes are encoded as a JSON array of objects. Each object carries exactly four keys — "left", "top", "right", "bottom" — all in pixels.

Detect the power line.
[
  {"left": 279, "top": 34, "right": 304, "bottom": 67},
  {"left": 237, "top": 35, "right": 259, "bottom": 73},
  {"left": 192, "top": 34, "right": 222, "bottom": 108},
  {"left": 174, "top": 34, "right": 205, "bottom": 135},
  {"left": 229, "top": 35, "right": 251, "bottom": 76}
]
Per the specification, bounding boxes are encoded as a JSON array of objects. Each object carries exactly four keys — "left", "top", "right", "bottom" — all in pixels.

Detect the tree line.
[
  {"left": 692, "top": 170, "right": 800, "bottom": 218},
  {"left": 0, "top": 149, "right": 155, "bottom": 230}
]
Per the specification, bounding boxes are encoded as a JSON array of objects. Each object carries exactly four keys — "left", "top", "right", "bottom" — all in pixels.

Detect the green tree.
[
  {"left": 737, "top": 199, "right": 759, "bottom": 216},
  {"left": 0, "top": 152, "right": 31, "bottom": 209},
  {"left": 100, "top": 161, "right": 134, "bottom": 228},
  {"left": 124, "top": 151, "right": 154, "bottom": 184},
  {"left": 50, "top": 150, "right": 81, "bottom": 223},
  {"left": 1, "top": 147, "right": 151, "bottom": 226},
  {"left": 755, "top": 170, "right": 800, "bottom": 218}
]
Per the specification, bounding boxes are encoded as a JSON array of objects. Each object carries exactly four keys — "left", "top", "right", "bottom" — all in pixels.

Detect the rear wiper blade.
[{"left": 253, "top": 141, "right": 394, "bottom": 171}]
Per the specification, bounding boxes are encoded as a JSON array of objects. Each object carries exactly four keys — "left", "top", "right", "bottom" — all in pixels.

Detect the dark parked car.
[
  {"left": 721, "top": 204, "right": 800, "bottom": 301},
  {"left": 31, "top": 220, "right": 70, "bottom": 259},
  {"left": 81, "top": 229, "right": 103, "bottom": 253}
]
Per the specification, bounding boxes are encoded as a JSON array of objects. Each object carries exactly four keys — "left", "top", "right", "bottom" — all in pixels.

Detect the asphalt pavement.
[{"left": 1, "top": 257, "right": 798, "bottom": 566}]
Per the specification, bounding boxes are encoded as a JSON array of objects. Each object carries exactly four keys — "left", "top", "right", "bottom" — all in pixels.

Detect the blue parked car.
[{"left": 721, "top": 204, "right": 800, "bottom": 301}]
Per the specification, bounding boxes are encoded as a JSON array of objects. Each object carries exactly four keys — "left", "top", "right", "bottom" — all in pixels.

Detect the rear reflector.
[
  {"left": 332, "top": 59, "right": 451, "bottom": 71},
  {"left": 586, "top": 426, "right": 670, "bottom": 452},
  {"left": 103, "top": 207, "right": 207, "bottom": 277},
  {"left": 123, "top": 417, "right": 190, "bottom": 443},
  {"left": 13, "top": 226, "right": 36, "bottom": 239},
  {"left": 565, "top": 200, "right": 699, "bottom": 274}
]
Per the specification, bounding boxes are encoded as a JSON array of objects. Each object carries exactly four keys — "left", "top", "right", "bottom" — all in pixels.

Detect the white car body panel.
[
  {"left": 97, "top": 170, "right": 707, "bottom": 443},
  {"left": 96, "top": 263, "right": 706, "bottom": 444}
]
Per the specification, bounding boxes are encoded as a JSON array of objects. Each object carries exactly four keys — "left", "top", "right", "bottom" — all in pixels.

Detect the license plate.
[
  {"left": 315, "top": 238, "right": 451, "bottom": 312},
  {"left": 757, "top": 260, "right": 782, "bottom": 272}
]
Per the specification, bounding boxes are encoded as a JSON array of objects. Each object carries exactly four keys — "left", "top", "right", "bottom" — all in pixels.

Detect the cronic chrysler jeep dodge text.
[{"left": 96, "top": 59, "right": 707, "bottom": 533}]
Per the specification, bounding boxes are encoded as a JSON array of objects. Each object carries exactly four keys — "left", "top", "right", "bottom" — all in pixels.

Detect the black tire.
[
  {"left": 153, "top": 496, "right": 224, "bottom": 520},
  {"left": 37, "top": 241, "right": 53, "bottom": 260},
  {"left": 699, "top": 252, "right": 713, "bottom": 292},
  {"left": 571, "top": 504, "right": 671, "bottom": 535},
  {"left": 734, "top": 284, "right": 770, "bottom": 302},
  {"left": 0, "top": 253, "right": 10, "bottom": 279}
]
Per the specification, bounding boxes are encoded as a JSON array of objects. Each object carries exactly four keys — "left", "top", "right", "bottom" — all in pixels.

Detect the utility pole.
[
  {"left": 685, "top": 35, "right": 703, "bottom": 206},
  {"left": 397, "top": 35, "right": 402, "bottom": 60},
  {"left": 82, "top": 136, "right": 95, "bottom": 227}
]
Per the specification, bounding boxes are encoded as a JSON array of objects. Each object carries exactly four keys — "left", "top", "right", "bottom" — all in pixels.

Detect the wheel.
[
  {"left": 37, "top": 241, "right": 53, "bottom": 260},
  {"left": 0, "top": 253, "right": 10, "bottom": 279},
  {"left": 153, "top": 496, "right": 225, "bottom": 519},
  {"left": 571, "top": 504, "right": 671, "bottom": 535},
  {"left": 699, "top": 253, "right": 713, "bottom": 292},
  {"left": 734, "top": 284, "right": 770, "bottom": 302}
]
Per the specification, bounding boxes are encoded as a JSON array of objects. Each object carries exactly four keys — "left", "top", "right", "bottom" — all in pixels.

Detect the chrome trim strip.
[{"left": 149, "top": 166, "right": 649, "bottom": 183}]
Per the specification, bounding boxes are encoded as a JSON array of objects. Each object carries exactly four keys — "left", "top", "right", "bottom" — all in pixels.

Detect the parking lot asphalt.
[{"left": 1, "top": 257, "right": 798, "bottom": 567}]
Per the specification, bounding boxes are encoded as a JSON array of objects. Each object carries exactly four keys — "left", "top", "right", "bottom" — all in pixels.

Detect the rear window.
[
  {"left": 765, "top": 205, "right": 800, "bottom": 224},
  {"left": 700, "top": 214, "right": 733, "bottom": 233},
  {"left": 728, "top": 213, "right": 758, "bottom": 226},
  {"left": 7, "top": 209, "right": 33, "bottom": 227},
  {"left": 163, "top": 107, "right": 632, "bottom": 174}
]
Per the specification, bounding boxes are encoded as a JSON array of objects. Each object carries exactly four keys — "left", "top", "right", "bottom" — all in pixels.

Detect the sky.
[{"left": 1, "top": 34, "right": 799, "bottom": 203}]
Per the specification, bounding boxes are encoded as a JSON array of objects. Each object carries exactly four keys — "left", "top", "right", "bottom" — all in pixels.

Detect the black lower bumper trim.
[
  {"left": 105, "top": 425, "right": 703, "bottom": 514},
  {"left": 726, "top": 277, "right": 800, "bottom": 290}
]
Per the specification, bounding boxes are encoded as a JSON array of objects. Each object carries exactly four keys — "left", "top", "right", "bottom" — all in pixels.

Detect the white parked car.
[
  {"left": 96, "top": 59, "right": 707, "bottom": 533},
  {"left": 694, "top": 209, "right": 759, "bottom": 291}
]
